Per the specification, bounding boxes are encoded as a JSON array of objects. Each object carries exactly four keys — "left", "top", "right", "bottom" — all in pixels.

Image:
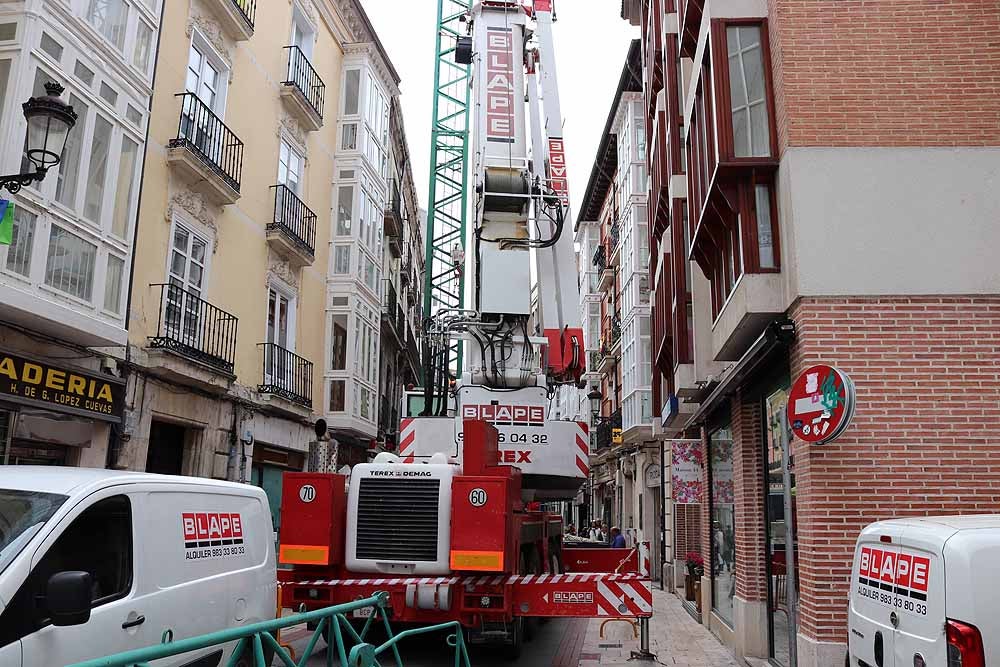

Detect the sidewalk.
[{"left": 577, "top": 587, "right": 739, "bottom": 666}]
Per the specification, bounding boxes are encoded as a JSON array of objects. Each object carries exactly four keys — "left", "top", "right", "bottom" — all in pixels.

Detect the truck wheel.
[{"left": 503, "top": 617, "right": 524, "bottom": 660}]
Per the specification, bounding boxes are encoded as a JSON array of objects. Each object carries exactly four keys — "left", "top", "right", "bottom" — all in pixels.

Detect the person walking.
[{"left": 610, "top": 526, "right": 626, "bottom": 548}]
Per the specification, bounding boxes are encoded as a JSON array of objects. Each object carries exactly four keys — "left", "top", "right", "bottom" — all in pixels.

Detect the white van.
[
  {"left": 0, "top": 467, "right": 276, "bottom": 667},
  {"left": 848, "top": 516, "right": 997, "bottom": 667}
]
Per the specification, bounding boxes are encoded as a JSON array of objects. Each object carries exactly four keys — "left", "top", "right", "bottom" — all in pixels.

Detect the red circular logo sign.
[{"left": 786, "top": 365, "right": 855, "bottom": 444}]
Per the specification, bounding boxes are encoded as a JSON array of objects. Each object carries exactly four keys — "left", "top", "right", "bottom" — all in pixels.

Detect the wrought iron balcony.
[
  {"left": 595, "top": 410, "right": 622, "bottom": 450},
  {"left": 611, "top": 315, "right": 622, "bottom": 349},
  {"left": 281, "top": 46, "right": 325, "bottom": 130},
  {"left": 168, "top": 92, "right": 244, "bottom": 203},
  {"left": 205, "top": 0, "right": 255, "bottom": 40},
  {"left": 268, "top": 184, "right": 316, "bottom": 265},
  {"left": 382, "top": 279, "right": 406, "bottom": 345},
  {"left": 258, "top": 343, "right": 313, "bottom": 408},
  {"left": 592, "top": 243, "right": 607, "bottom": 272},
  {"left": 149, "top": 283, "right": 238, "bottom": 374}
]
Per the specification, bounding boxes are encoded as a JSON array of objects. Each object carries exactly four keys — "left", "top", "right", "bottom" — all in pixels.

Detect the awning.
[{"left": 682, "top": 319, "right": 795, "bottom": 429}]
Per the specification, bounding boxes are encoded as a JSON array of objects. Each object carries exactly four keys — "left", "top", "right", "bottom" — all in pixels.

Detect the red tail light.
[{"left": 947, "top": 619, "right": 985, "bottom": 667}]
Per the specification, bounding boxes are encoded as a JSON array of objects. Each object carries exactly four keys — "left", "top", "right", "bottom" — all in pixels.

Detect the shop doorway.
[
  {"left": 764, "top": 387, "right": 797, "bottom": 666},
  {"left": 146, "top": 421, "right": 186, "bottom": 475}
]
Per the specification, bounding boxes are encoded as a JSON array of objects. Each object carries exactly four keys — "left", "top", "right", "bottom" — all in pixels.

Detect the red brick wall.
[
  {"left": 732, "top": 392, "right": 767, "bottom": 603},
  {"left": 789, "top": 295, "right": 1000, "bottom": 644},
  {"left": 767, "top": 0, "right": 1000, "bottom": 151}
]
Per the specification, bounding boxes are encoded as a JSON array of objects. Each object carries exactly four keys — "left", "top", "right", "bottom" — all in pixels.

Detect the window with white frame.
[
  {"left": 5, "top": 208, "right": 36, "bottom": 278},
  {"left": 185, "top": 37, "right": 226, "bottom": 113},
  {"left": 335, "top": 184, "right": 354, "bottom": 237},
  {"left": 44, "top": 225, "right": 97, "bottom": 301},
  {"left": 133, "top": 20, "right": 153, "bottom": 73},
  {"left": 278, "top": 139, "right": 304, "bottom": 194},
  {"left": 364, "top": 72, "right": 389, "bottom": 178},
  {"left": 266, "top": 285, "right": 296, "bottom": 352},
  {"left": 332, "top": 245, "right": 351, "bottom": 274},
  {"left": 87, "top": 0, "right": 128, "bottom": 50},
  {"left": 104, "top": 254, "right": 125, "bottom": 314}
]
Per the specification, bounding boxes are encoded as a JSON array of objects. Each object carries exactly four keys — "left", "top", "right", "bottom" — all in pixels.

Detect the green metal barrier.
[{"left": 66, "top": 592, "right": 472, "bottom": 667}]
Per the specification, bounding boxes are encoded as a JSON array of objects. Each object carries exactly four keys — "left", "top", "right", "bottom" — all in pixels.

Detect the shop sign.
[
  {"left": 0, "top": 351, "right": 125, "bottom": 422},
  {"left": 644, "top": 462, "right": 660, "bottom": 489},
  {"left": 612, "top": 428, "right": 622, "bottom": 444},
  {"left": 787, "top": 364, "right": 856, "bottom": 444},
  {"left": 671, "top": 440, "right": 703, "bottom": 504}
]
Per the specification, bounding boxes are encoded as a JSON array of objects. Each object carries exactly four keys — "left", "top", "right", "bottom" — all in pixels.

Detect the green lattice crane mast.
[{"left": 422, "top": 0, "right": 472, "bottom": 382}]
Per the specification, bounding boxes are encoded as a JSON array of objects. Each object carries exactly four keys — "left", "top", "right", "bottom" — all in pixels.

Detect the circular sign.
[
  {"left": 787, "top": 365, "right": 856, "bottom": 444},
  {"left": 299, "top": 484, "right": 317, "bottom": 503},
  {"left": 468, "top": 488, "right": 488, "bottom": 507}
]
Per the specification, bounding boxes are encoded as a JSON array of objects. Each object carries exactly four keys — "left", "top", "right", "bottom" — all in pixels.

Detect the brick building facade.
[{"left": 622, "top": 0, "right": 1000, "bottom": 664}]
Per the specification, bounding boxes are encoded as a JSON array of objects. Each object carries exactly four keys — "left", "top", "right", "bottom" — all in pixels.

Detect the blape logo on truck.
[{"left": 182, "top": 512, "right": 246, "bottom": 561}]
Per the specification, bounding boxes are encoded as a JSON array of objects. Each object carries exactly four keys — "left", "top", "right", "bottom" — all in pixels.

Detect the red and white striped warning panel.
[{"left": 287, "top": 573, "right": 653, "bottom": 619}]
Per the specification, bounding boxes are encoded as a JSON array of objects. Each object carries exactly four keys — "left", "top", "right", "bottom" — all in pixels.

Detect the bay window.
[
  {"left": 5, "top": 209, "right": 36, "bottom": 278},
  {"left": 336, "top": 185, "right": 353, "bottom": 236},
  {"left": 685, "top": 20, "right": 781, "bottom": 319}
]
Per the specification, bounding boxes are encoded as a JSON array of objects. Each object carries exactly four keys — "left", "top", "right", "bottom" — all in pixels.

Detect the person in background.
[
  {"left": 589, "top": 521, "right": 604, "bottom": 542},
  {"left": 610, "top": 526, "right": 626, "bottom": 548},
  {"left": 566, "top": 523, "right": 576, "bottom": 536}
]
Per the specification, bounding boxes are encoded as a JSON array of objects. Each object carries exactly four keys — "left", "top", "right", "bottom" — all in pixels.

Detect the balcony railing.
[
  {"left": 382, "top": 280, "right": 405, "bottom": 344},
  {"left": 270, "top": 184, "right": 317, "bottom": 257},
  {"left": 595, "top": 410, "right": 623, "bottom": 450},
  {"left": 170, "top": 92, "right": 244, "bottom": 193},
  {"left": 282, "top": 45, "right": 325, "bottom": 120},
  {"left": 258, "top": 343, "right": 313, "bottom": 408},
  {"left": 149, "top": 283, "right": 238, "bottom": 374},
  {"left": 231, "top": 0, "right": 256, "bottom": 31},
  {"left": 592, "top": 243, "right": 607, "bottom": 272},
  {"left": 611, "top": 315, "right": 622, "bottom": 348}
]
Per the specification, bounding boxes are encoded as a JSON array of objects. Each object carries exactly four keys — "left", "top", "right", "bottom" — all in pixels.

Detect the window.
[
  {"left": 359, "top": 253, "right": 378, "bottom": 295},
  {"left": 83, "top": 115, "right": 113, "bottom": 223},
  {"left": 44, "top": 226, "right": 97, "bottom": 301},
  {"left": 99, "top": 82, "right": 118, "bottom": 106},
  {"left": 329, "top": 379, "right": 346, "bottom": 412},
  {"left": 5, "top": 208, "right": 36, "bottom": 277},
  {"left": 166, "top": 224, "right": 208, "bottom": 339},
  {"left": 55, "top": 95, "right": 88, "bottom": 209},
  {"left": 330, "top": 314, "right": 348, "bottom": 370},
  {"left": 278, "top": 140, "right": 303, "bottom": 194},
  {"left": 266, "top": 287, "right": 294, "bottom": 352},
  {"left": 104, "top": 255, "right": 124, "bottom": 314},
  {"left": 343, "top": 69, "right": 360, "bottom": 115},
  {"left": 74, "top": 60, "right": 95, "bottom": 86},
  {"left": 333, "top": 245, "right": 350, "bottom": 274},
  {"left": 709, "top": 424, "right": 735, "bottom": 627},
  {"left": 341, "top": 123, "right": 357, "bottom": 150},
  {"left": 290, "top": 8, "right": 315, "bottom": 59},
  {"left": 126, "top": 105, "right": 142, "bottom": 126},
  {"left": 186, "top": 41, "right": 221, "bottom": 111},
  {"left": 40, "top": 33, "right": 63, "bottom": 61},
  {"left": 0, "top": 495, "right": 132, "bottom": 648},
  {"left": 727, "top": 25, "right": 770, "bottom": 158},
  {"left": 755, "top": 184, "right": 776, "bottom": 269},
  {"left": 112, "top": 137, "right": 139, "bottom": 238},
  {"left": 335, "top": 185, "right": 353, "bottom": 236},
  {"left": 87, "top": 0, "right": 129, "bottom": 50},
  {"left": 133, "top": 21, "right": 153, "bottom": 72}
]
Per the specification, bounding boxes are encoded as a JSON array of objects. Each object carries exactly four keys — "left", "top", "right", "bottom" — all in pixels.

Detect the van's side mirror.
[{"left": 46, "top": 571, "right": 92, "bottom": 626}]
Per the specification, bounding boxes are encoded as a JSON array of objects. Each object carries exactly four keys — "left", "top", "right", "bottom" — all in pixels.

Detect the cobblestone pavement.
[{"left": 578, "top": 588, "right": 739, "bottom": 666}]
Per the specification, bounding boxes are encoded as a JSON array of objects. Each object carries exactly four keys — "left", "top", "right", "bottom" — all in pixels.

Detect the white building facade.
[
  {"left": 324, "top": 42, "right": 400, "bottom": 466},
  {"left": 0, "top": 0, "right": 160, "bottom": 465}
]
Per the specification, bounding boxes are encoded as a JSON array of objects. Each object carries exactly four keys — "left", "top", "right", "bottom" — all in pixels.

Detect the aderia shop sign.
[{"left": 0, "top": 351, "right": 125, "bottom": 422}]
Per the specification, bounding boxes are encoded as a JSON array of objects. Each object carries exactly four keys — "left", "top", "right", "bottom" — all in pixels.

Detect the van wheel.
[{"left": 233, "top": 643, "right": 274, "bottom": 667}]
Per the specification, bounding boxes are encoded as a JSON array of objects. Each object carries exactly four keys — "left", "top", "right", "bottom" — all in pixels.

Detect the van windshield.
[{"left": 0, "top": 490, "right": 67, "bottom": 575}]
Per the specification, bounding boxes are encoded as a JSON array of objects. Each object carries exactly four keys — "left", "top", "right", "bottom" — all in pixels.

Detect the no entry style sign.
[{"left": 786, "top": 365, "right": 856, "bottom": 444}]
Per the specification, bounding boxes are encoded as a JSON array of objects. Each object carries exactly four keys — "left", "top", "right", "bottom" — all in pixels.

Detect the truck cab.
[{"left": 848, "top": 516, "right": 996, "bottom": 667}]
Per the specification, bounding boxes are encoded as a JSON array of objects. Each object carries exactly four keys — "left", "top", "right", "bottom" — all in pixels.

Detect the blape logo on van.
[
  {"left": 858, "top": 546, "right": 930, "bottom": 601},
  {"left": 182, "top": 512, "right": 246, "bottom": 561}
]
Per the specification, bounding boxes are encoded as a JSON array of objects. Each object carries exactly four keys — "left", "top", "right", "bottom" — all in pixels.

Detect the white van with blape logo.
[
  {"left": 848, "top": 516, "right": 997, "bottom": 667},
  {"left": 0, "top": 467, "right": 276, "bottom": 667}
]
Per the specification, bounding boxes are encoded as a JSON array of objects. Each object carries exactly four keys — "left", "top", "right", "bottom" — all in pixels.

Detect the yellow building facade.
[{"left": 122, "top": 0, "right": 398, "bottom": 516}]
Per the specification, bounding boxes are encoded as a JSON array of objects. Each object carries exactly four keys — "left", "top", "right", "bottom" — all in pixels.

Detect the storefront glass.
[
  {"left": 764, "top": 387, "right": 796, "bottom": 666},
  {"left": 710, "top": 424, "right": 736, "bottom": 626}
]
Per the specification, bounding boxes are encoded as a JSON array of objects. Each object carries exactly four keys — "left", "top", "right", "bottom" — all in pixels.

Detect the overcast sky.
[{"left": 359, "top": 1, "right": 639, "bottom": 218}]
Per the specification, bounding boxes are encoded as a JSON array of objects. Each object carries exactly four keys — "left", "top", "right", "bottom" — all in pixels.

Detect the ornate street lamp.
[
  {"left": 1, "top": 82, "right": 77, "bottom": 194},
  {"left": 587, "top": 387, "right": 602, "bottom": 420}
]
